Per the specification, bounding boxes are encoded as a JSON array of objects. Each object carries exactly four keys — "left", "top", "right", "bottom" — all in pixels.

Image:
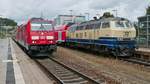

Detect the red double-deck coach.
[{"left": 54, "top": 23, "right": 73, "bottom": 44}]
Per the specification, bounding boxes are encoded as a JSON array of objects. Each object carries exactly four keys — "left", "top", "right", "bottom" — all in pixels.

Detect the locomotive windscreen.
[
  {"left": 31, "top": 22, "right": 53, "bottom": 31},
  {"left": 115, "top": 21, "right": 133, "bottom": 28}
]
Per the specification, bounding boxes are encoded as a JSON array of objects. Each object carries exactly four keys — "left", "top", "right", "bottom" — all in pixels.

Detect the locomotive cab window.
[
  {"left": 95, "top": 22, "right": 101, "bottom": 29},
  {"left": 115, "top": 21, "right": 124, "bottom": 28},
  {"left": 69, "top": 26, "right": 76, "bottom": 32},
  {"left": 115, "top": 21, "right": 133, "bottom": 28},
  {"left": 31, "top": 22, "right": 53, "bottom": 31},
  {"left": 125, "top": 22, "right": 133, "bottom": 28},
  {"left": 102, "top": 22, "right": 110, "bottom": 28}
]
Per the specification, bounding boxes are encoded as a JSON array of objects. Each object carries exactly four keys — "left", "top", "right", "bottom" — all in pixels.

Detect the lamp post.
[
  {"left": 0, "top": 21, "right": 1, "bottom": 38},
  {"left": 112, "top": 9, "right": 118, "bottom": 17},
  {"left": 69, "top": 10, "right": 73, "bottom": 22}
]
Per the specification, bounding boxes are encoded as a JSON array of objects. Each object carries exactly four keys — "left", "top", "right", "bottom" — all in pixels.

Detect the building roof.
[{"left": 58, "top": 15, "right": 85, "bottom": 17}]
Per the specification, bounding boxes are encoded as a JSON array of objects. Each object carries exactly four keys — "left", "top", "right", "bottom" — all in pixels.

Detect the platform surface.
[
  {"left": 0, "top": 38, "right": 54, "bottom": 84},
  {"left": 137, "top": 48, "right": 150, "bottom": 52},
  {"left": 0, "top": 39, "right": 8, "bottom": 84}
]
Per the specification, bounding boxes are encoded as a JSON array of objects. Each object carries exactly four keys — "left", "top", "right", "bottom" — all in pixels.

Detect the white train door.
[{"left": 58, "top": 31, "right": 62, "bottom": 41}]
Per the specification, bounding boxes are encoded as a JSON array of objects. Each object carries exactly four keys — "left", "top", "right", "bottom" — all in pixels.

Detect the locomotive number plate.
[
  {"left": 40, "top": 36, "right": 45, "bottom": 39},
  {"left": 40, "top": 41, "right": 46, "bottom": 43},
  {"left": 123, "top": 31, "right": 130, "bottom": 37}
]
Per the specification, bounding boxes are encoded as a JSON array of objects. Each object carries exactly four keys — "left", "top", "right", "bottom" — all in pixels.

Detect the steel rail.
[{"left": 34, "top": 57, "right": 103, "bottom": 84}]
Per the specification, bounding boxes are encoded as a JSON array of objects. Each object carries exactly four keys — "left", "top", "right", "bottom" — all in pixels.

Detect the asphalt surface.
[
  {"left": 0, "top": 38, "right": 14, "bottom": 84},
  {"left": 0, "top": 39, "right": 7, "bottom": 84},
  {"left": 6, "top": 39, "right": 15, "bottom": 84}
]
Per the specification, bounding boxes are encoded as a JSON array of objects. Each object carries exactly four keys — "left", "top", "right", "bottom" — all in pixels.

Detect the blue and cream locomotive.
[{"left": 65, "top": 13, "right": 136, "bottom": 57}]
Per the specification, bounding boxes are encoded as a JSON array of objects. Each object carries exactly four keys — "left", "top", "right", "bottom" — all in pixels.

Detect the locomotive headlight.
[
  {"left": 47, "top": 36, "right": 54, "bottom": 40},
  {"left": 31, "top": 36, "right": 39, "bottom": 40}
]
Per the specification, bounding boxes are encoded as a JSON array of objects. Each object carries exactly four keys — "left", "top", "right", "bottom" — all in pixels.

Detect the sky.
[{"left": 0, "top": 0, "right": 149, "bottom": 24}]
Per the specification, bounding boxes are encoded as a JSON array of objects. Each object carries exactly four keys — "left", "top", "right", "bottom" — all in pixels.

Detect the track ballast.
[{"left": 35, "top": 57, "right": 103, "bottom": 84}]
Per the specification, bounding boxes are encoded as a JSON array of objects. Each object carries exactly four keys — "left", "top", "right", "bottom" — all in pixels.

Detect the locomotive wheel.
[
  {"left": 112, "top": 49, "right": 119, "bottom": 57},
  {"left": 27, "top": 50, "right": 33, "bottom": 55},
  {"left": 112, "top": 48, "right": 131, "bottom": 57},
  {"left": 23, "top": 48, "right": 27, "bottom": 53}
]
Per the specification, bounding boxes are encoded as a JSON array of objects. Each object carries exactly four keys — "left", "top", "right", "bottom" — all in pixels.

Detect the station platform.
[
  {"left": 136, "top": 48, "right": 150, "bottom": 61},
  {"left": 136, "top": 48, "right": 150, "bottom": 55},
  {"left": 0, "top": 38, "right": 54, "bottom": 84},
  {"left": 137, "top": 48, "right": 150, "bottom": 53}
]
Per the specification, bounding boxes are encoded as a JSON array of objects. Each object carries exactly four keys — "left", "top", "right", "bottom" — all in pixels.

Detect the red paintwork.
[
  {"left": 15, "top": 18, "right": 56, "bottom": 50},
  {"left": 54, "top": 25, "right": 70, "bottom": 43}
]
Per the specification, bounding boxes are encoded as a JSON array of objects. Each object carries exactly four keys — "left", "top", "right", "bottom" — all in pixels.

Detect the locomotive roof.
[
  {"left": 30, "top": 17, "right": 52, "bottom": 23},
  {"left": 18, "top": 18, "right": 52, "bottom": 28},
  {"left": 80, "top": 17, "right": 129, "bottom": 25}
]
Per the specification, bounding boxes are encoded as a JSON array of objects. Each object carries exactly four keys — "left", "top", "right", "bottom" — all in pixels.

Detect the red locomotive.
[{"left": 15, "top": 18, "right": 57, "bottom": 56}]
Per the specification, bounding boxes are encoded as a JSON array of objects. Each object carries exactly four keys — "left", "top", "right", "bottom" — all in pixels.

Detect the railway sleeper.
[
  {"left": 63, "top": 77, "right": 87, "bottom": 83},
  {"left": 58, "top": 72, "right": 75, "bottom": 77},
  {"left": 55, "top": 68, "right": 68, "bottom": 72},
  {"left": 64, "top": 81, "right": 88, "bottom": 84},
  {"left": 60, "top": 75, "right": 79, "bottom": 80},
  {"left": 57, "top": 71, "right": 72, "bottom": 74}
]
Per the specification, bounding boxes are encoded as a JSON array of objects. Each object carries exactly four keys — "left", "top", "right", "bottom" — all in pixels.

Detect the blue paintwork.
[{"left": 66, "top": 37, "right": 136, "bottom": 49}]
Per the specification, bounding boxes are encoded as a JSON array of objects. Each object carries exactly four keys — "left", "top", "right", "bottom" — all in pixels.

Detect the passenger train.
[
  {"left": 15, "top": 18, "right": 57, "bottom": 56},
  {"left": 65, "top": 13, "right": 137, "bottom": 57}
]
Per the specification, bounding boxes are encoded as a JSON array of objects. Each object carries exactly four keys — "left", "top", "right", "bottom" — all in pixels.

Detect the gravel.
[{"left": 52, "top": 47, "right": 150, "bottom": 84}]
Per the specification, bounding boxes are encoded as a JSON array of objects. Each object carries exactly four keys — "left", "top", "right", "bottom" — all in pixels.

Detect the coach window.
[
  {"left": 84, "top": 32, "right": 87, "bottom": 37},
  {"left": 89, "top": 24, "right": 92, "bottom": 29},
  {"left": 79, "top": 26, "right": 83, "bottom": 30},
  {"left": 76, "top": 33, "right": 78, "bottom": 38},
  {"left": 86, "top": 25, "right": 90, "bottom": 29},
  {"left": 69, "top": 27, "right": 72, "bottom": 32},
  {"left": 115, "top": 21, "right": 124, "bottom": 28},
  {"left": 82, "top": 26, "right": 85, "bottom": 30},
  {"left": 80, "top": 33, "right": 83, "bottom": 38},
  {"left": 81, "top": 26, "right": 84, "bottom": 30},
  {"left": 77, "top": 26, "right": 80, "bottom": 30},
  {"left": 102, "top": 22, "right": 110, "bottom": 28},
  {"left": 91, "top": 24, "right": 95, "bottom": 29},
  {"left": 95, "top": 23, "right": 101, "bottom": 29},
  {"left": 78, "top": 26, "right": 81, "bottom": 30},
  {"left": 69, "top": 27, "right": 73, "bottom": 32},
  {"left": 71, "top": 26, "right": 77, "bottom": 32},
  {"left": 83, "top": 25, "right": 86, "bottom": 30}
]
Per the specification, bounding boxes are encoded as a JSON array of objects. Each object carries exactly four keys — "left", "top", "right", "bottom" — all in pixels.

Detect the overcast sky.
[{"left": 0, "top": 0, "right": 149, "bottom": 24}]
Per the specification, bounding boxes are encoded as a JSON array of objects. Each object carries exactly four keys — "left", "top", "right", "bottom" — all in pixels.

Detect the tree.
[
  {"left": 99, "top": 12, "right": 114, "bottom": 19},
  {"left": 0, "top": 18, "right": 17, "bottom": 38},
  {"left": 146, "top": 6, "right": 150, "bottom": 15},
  {"left": 0, "top": 18, "right": 17, "bottom": 26}
]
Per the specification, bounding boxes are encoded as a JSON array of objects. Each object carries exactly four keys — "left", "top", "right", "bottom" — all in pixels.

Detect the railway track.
[
  {"left": 34, "top": 57, "right": 103, "bottom": 84},
  {"left": 120, "top": 57, "right": 150, "bottom": 66},
  {"left": 66, "top": 47, "right": 150, "bottom": 67}
]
